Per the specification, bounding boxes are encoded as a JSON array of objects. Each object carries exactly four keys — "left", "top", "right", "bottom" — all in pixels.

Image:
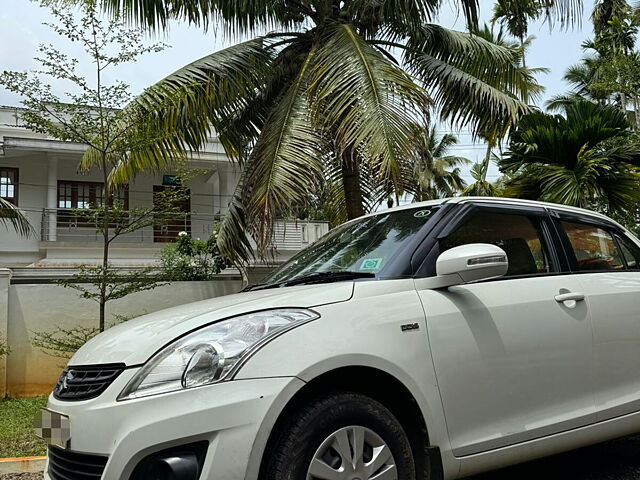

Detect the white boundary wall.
[{"left": 1, "top": 273, "right": 243, "bottom": 397}]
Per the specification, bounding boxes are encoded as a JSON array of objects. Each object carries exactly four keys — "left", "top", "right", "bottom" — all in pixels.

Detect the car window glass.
[
  {"left": 614, "top": 233, "right": 640, "bottom": 270},
  {"left": 440, "top": 212, "right": 551, "bottom": 277},
  {"left": 560, "top": 221, "right": 624, "bottom": 271},
  {"left": 264, "top": 207, "right": 436, "bottom": 283}
]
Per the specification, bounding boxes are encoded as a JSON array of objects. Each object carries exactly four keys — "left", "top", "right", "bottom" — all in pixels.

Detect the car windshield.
[{"left": 263, "top": 206, "right": 437, "bottom": 285}]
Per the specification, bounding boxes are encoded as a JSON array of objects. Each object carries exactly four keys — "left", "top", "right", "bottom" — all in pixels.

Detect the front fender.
[{"left": 237, "top": 279, "right": 460, "bottom": 479}]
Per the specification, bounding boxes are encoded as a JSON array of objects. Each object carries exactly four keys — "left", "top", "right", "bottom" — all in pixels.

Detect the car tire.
[{"left": 263, "top": 392, "right": 416, "bottom": 480}]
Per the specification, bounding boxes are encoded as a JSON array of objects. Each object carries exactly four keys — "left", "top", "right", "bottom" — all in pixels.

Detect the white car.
[{"left": 37, "top": 197, "right": 640, "bottom": 480}]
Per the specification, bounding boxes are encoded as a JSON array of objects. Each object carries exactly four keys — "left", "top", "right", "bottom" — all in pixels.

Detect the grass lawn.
[{"left": 0, "top": 397, "right": 47, "bottom": 458}]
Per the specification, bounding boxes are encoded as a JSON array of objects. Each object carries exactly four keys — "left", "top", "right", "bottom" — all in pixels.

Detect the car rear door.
[
  {"left": 554, "top": 214, "right": 640, "bottom": 421},
  {"left": 415, "top": 204, "right": 596, "bottom": 457}
]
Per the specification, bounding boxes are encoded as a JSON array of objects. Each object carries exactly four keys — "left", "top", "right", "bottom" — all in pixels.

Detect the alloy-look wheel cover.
[{"left": 306, "top": 425, "right": 398, "bottom": 480}]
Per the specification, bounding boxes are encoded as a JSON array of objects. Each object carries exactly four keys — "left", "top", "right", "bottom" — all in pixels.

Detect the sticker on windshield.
[
  {"left": 413, "top": 209, "right": 432, "bottom": 218},
  {"left": 360, "top": 258, "right": 384, "bottom": 271}
]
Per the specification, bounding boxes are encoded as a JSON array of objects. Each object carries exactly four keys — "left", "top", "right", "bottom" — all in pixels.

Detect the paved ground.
[
  {"left": 2, "top": 435, "right": 640, "bottom": 480},
  {"left": 0, "top": 475, "right": 41, "bottom": 480},
  {"left": 468, "top": 435, "right": 640, "bottom": 479}
]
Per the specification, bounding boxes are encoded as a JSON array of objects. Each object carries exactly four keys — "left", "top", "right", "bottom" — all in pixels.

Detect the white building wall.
[
  {"left": 4, "top": 276, "right": 244, "bottom": 397},
  {"left": 0, "top": 153, "right": 48, "bottom": 262}
]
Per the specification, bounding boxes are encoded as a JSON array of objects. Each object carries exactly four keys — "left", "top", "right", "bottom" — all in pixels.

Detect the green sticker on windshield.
[{"left": 360, "top": 258, "right": 384, "bottom": 271}]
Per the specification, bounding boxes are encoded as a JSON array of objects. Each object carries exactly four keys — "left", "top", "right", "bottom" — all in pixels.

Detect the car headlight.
[{"left": 118, "top": 308, "right": 319, "bottom": 400}]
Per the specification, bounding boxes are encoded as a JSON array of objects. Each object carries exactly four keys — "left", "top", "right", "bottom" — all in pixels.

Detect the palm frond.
[
  {"left": 311, "top": 23, "right": 431, "bottom": 195},
  {"left": 404, "top": 25, "right": 532, "bottom": 133},
  {"left": 0, "top": 198, "right": 33, "bottom": 237},
  {"left": 503, "top": 100, "right": 630, "bottom": 171},
  {"left": 492, "top": 0, "right": 541, "bottom": 40},
  {"left": 321, "top": 155, "right": 379, "bottom": 226},
  {"left": 407, "top": 125, "right": 470, "bottom": 201},
  {"left": 95, "top": 39, "right": 276, "bottom": 185},
  {"left": 501, "top": 100, "right": 640, "bottom": 210},
  {"left": 50, "top": 0, "right": 287, "bottom": 35},
  {"left": 241, "top": 46, "right": 326, "bottom": 255},
  {"left": 539, "top": 0, "right": 584, "bottom": 28},
  {"left": 216, "top": 175, "right": 254, "bottom": 265},
  {"left": 544, "top": 92, "right": 589, "bottom": 112}
]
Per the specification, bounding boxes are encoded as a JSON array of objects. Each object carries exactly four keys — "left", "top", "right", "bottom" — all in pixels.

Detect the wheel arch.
[{"left": 254, "top": 365, "right": 438, "bottom": 480}]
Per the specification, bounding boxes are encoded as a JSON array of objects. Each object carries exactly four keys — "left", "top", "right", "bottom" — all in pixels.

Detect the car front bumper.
[{"left": 43, "top": 369, "right": 302, "bottom": 480}]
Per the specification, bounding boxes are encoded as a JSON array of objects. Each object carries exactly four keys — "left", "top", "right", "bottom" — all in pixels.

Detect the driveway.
[{"left": 468, "top": 435, "right": 640, "bottom": 479}]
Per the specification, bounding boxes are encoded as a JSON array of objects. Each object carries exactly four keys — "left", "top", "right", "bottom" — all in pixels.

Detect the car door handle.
[{"left": 554, "top": 292, "right": 585, "bottom": 303}]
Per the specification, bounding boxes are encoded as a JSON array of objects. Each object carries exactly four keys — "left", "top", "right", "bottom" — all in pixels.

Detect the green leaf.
[{"left": 0, "top": 198, "right": 33, "bottom": 237}]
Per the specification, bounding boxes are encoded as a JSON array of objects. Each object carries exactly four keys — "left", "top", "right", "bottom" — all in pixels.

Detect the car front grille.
[
  {"left": 53, "top": 364, "right": 126, "bottom": 401},
  {"left": 48, "top": 446, "right": 108, "bottom": 480}
]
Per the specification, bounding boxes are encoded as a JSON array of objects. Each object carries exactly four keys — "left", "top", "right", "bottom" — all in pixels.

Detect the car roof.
[{"left": 361, "top": 196, "right": 625, "bottom": 230}]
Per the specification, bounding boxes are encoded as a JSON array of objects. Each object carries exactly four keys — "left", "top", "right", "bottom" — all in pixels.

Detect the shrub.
[
  {"left": 31, "top": 326, "right": 99, "bottom": 360},
  {"left": 31, "top": 312, "right": 144, "bottom": 359},
  {"left": 159, "top": 230, "right": 228, "bottom": 281}
]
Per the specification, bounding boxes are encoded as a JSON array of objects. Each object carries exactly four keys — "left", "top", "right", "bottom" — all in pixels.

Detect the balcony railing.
[{"left": 38, "top": 208, "right": 328, "bottom": 251}]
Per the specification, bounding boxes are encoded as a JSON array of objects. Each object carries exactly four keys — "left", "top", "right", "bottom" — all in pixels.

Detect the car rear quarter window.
[
  {"left": 614, "top": 233, "right": 640, "bottom": 270},
  {"left": 440, "top": 211, "right": 551, "bottom": 277},
  {"left": 560, "top": 221, "right": 624, "bottom": 272}
]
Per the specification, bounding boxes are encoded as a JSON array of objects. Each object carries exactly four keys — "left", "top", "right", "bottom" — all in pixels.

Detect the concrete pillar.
[
  {"left": 0, "top": 268, "right": 12, "bottom": 398},
  {"left": 47, "top": 156, "right": 58, "bottom": 241},
  {"left": 217, "top": 167, "right": 231, "bottom": 215}
]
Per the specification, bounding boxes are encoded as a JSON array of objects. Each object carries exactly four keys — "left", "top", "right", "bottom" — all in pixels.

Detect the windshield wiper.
[{"left": 243, "top": 271, "right": 375, "bottom": 292}]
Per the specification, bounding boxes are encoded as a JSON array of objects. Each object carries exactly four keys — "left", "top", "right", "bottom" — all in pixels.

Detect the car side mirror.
[{"left": 435, "top": 243, "right": 509, "bottom": 288}]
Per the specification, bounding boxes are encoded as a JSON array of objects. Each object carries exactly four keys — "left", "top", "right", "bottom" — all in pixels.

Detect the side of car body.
[{"left": 239, "top": 197, "right": 640, "bottom": 479}]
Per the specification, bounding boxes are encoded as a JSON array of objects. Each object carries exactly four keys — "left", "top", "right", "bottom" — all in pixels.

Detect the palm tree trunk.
[
  {"left": 634, "top": 93, "right": 640, "bottom": 131},
  {"left": 341, "top": 149, "right": 365, "bottom": 219},
  {"left": 481, "top": 143, "right": 492, "bottom": 181},
  {"left": 519, "top": 36, "right": 529, "bottom": 103}
]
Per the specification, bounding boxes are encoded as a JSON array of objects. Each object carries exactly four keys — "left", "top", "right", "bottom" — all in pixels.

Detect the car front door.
[
  {"left": 555, "top": 216, "right": 640, "bottom": 421},
  {"left": 415, "top": 205, "right": 596, "bottom": 457}
]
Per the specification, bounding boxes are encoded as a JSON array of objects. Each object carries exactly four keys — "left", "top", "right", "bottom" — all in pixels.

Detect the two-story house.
[{"left": 0, "top": 105, "right": 328, "bottom": 270}]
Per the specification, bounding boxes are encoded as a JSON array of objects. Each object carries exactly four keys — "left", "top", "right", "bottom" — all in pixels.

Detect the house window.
[
  {"left": 57, "top": 181, "right": 128, "bottom": 226},
  {"left": 57, "top": 181, "right": 129, "bottom": 210},
  {"left": 0, "top": 168, "right": 18, "bottom": 205}
]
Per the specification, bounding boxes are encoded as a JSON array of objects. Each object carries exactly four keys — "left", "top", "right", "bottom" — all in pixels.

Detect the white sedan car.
[{"left": 37, "top": 197, "right": 640, "bottom": 480}]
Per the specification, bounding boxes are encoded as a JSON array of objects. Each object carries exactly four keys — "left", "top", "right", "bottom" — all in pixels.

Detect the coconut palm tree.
[
  {"left": 500, "top": 101, "right": 640, "bottom": 210},
  {"left": 0, "top": 198, "right": 32, "bottom": 236},
  {"left": 409, "top": 126, "right": 470, "bottom": 201},
  {"left": 545, "top": 60, "right": 603, "bottom": 111},
  {"left": 492, "top": 0, "right": 541, "bottom": 67},
  {"left": 67, "top": 0, "right": 582, "bottom": 262},
  {"left": 467, "top": 24, "right": 546, "bottom": 193},
  {"left": 461, "top": 162, "right": 503, "bottom": 196}
]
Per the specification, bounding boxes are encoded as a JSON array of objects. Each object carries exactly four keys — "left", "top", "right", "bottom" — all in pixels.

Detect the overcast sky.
[{"left": 0, "top": 0, "right": 594, "bottom": 178}]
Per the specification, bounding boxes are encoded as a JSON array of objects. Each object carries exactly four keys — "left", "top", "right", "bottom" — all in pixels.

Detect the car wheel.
[{"left": 264, "top": 392, "right": 416, "bottom": 480}]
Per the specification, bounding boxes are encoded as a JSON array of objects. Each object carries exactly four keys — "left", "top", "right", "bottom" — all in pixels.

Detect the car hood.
[{"left": 70, "top": 282, "right": 354, "bottom": 366}]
